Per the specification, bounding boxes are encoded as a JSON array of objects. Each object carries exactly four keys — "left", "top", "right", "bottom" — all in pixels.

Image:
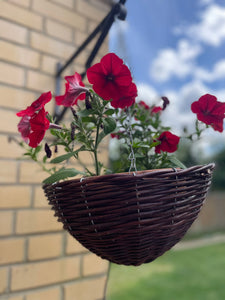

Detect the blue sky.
[{"left": 109, "top": 0, "right": 225, "bottom": 155}]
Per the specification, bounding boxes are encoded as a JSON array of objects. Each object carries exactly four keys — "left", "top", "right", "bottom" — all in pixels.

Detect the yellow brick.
[
  {"left": 32, "top": 0, "right": 86, "bottom": 30},
  {"left": 0, "top": 135, "right": 24, "bottom": 159},
  {"left": 82, "top": 253, "right": 108, "bottom": 276},
  {"left": 19, "top": 161, "right": 47, "bottom": 184},
  {"left": 0, "top": 267, "right": 8, "bottom": 294},
  {"left": 11, "top": 257, "right": 80, "bottom": 291},
  {"left": 46, "top": 20, "right": 73, "bottom": 43},
  {"left": 0, "top": 41, "right": 40, "bottom": 69},
  {"left": 28, "top": 233, "right": 62, "bottom": 260},
  {"left": 66, "top": 233, "right": 88, "bottom": 255},
  {"left": 0, "top": 61, "right": 24, "bottom": 87},
  {"left": 76, "top": 27, "right": 108, "bottom": 55},
  {"left": 0, "top": 86, "right": 36, "bottom": 110},
  {"left": 77, "top": 0, "right": 108, "bottom": 22},
  {"left": 64, "top": 277, "right": 107, "bottom": 300},
  {"left": 41, "top": 55, "right": 61, "bottom": 75},
  {"left": 25, "top": 287, "right": 61, "bottom": 300},
  {"left": 3, "top": 296, "right": 23, "bottom": 300},
  {"left": 0, "top": 211, "right": 13, "bottom": 236},
  {"left": 34, "top": 186, "right": 48, "bottom": 208},
  {"left": 30, "top": 32, "right": 74, "bottom": 59},
  {"left": 0, "top": 238, "right": 25, "bottom": 265},
  {"left": 0, "top": 19, "right": 28, "bottom": 45},
  {"left": 0, "top": 1, "right": 43, "bottom": 30},
  {"left": 0, "top": 161, "right": 17, "bottom": 184},
  {"left": 26, "top": 70, "right": 54, "bottom": 92},
  {"left": 16, "top": 209, "right": 62, "bottom": 234},
  {"left": 0, "top": 110, "right": 19, "bottom": 134},
  {"left": 0, "top": 185, "right": 30, "bottom": 208},
  {"left": 51, "top": 0, "right": 74, "bottom": 9},
  {"left": 9, "top": 0, "right": 30, "bottom": 7}
]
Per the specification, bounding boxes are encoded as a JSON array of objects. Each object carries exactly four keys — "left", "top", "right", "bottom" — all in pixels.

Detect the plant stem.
[{"left": 94, "top": 118, "right": 100, "bottom": 176}]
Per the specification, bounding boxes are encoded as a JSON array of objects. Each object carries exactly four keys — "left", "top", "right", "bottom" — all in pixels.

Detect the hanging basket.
[{"left": 43, "top": 163, "right": 214, "bottom": 266}]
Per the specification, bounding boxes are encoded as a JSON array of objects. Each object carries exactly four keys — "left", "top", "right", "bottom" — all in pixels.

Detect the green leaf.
[
  {"left": 42, "top": 168, "right": 85, "bottom": 184},
  {"left": 104, "top": 109, "right": 115, "bottom": 116},
  {"left": 77, "top": 109, "right": 94, "bottom": 117},
  {"left": 97, "top": 130, "right": 107, "bottom": 146},
  {"left": 169, "top": 156, "right": 186, "bottom": 169},
  {"left": 81, "top": 116, "right": 96, "bottom": 123},
  {"left": 103, "top": 117, "right": 117, "bottom": 135},
  {"left": 50, "top": 152, "right": 76, "bottom": 163}
]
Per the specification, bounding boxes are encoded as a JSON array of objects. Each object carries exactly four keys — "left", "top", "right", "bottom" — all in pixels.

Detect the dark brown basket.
[{"left": 43, "top": 163, "right": 214, "bottom": 266}]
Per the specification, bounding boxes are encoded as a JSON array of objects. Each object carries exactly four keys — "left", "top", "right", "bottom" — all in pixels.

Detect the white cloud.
[
  {"left": 162, "top": 80, "right": 208, "bottom": 133},
  {"left": 186, "top": 4, "right": 225, "bottom": 46},
  {"left": 150, "top": 40, "right": 202, "bottom": 82},
  {"left": 136, "top": 82, "right": 158, "bottom": 103},
  {"left": 195, "top": 59, "right": 225, "bottom": 82},
  {"left": 199, "top": 0, "right": 214, "bottom": 6}
]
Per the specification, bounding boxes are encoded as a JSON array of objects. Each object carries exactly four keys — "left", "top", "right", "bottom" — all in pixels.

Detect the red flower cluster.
[
  {"left": 191, "top": 94, "right": 225, "bottom": 132},
  {"left": 55, "top": 72, "right": 88, "bottom": 107},
  {"left": 155, "top": 131, "right": 180, "bottom": 154},
  {"left": 87, "top": 53, "right": 137, "bottom": 108},
  {"left": 138, "top": 96, "right": 170, "bottom": 115},
  {"left": 17, "top": 92, "right": 51, "bottom": 148}
]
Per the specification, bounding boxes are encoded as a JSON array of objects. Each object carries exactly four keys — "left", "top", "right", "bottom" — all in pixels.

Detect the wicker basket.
[{"left": 43, "top": 163, "right": 214, "bottom": 266}]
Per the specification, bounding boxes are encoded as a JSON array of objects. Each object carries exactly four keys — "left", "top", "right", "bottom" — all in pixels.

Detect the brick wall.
[{"left": 0, "top": 0, "right": 111, "bottom": 299}]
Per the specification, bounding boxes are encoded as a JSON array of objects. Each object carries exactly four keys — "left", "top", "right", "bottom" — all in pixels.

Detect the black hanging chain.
[{"left": 54, "top": 0, "right": 127, "bottom": 123}]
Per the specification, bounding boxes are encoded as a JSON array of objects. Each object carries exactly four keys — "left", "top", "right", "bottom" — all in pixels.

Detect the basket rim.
[{"left": 43, "top": 163, "right": 215, "bottom": 188}]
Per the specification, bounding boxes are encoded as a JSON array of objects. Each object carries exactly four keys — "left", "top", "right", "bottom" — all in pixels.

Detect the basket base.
[{"left": 43, "top": 164, "right": 214, "bottom": 266}]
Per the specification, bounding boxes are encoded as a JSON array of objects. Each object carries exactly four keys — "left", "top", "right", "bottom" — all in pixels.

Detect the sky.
[{"left": 109, "top": 0, "right": 225, "bottom": 156}]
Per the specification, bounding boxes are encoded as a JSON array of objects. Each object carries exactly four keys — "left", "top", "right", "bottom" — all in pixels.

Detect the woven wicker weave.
[{"left": 43, "top": 163, "right": 214, "bottom": 266}]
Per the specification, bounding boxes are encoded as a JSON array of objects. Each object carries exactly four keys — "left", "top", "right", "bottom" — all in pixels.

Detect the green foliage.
[
  {"left": 207, "top": 147, "right": 225, "bottom": 190},
  {"left": 107, "top": 242, "right": 225, "bottom": 300},
  {"left": 110, "top": 104, "right": 185, "bottom": 173},
  {"left": 43, "top": 168, "right": 85, "bottom": 184}
]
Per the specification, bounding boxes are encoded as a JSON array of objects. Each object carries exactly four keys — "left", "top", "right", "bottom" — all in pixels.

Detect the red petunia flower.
[
  {"left": 151, "top": 106, "right": 162, "bottom": 114},
  {"left": 16, "top": 91, "right": 52, "bottom": 117},
  {"left": 17, "top": 115, "right": 31, "bottom": 144},
  {"left": 191, "top": 94, "right": 225, "bottom": 132},
  {"left": 18, "top": 108, "right": 50, "bottom": 148},
  {"left": 155, "top": 131, "right": 180, "bottom": 154},
  {"left": 55, "top": 72, "right": 88, "bottom": 107},
  {"left": 110, "top": 82, "right": 137, "bottom": 109},
  {"left": 17, "top": 92, "right": 52, "bottom": 148},
  {"left": 138, "top": 100, "right": 150, "bottom": 110},
  {"left": 28, "top": 108, "right": 50, "bottom": 148},
  {"left": 87, "top": 53, "right": 135, "bottom": 102}
]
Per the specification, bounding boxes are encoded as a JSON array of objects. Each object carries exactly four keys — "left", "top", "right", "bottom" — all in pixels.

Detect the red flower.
[
  {"left": 17, "top": 115, "right": 31, "bottom": 144},
  {"left": 87, "top": 53, "right": 135, "bottom": 104},
  {"left": 191, "top": 94, "right": 225, "bottom": 132},
  {"left": 155, "top": 131, "right": 180, "bottom": 154},
  {"left": 16, "top": 91, "right": 52, "bottom": 117},
  {"left": 28, "top": 108, "right": 50, "bottom": 148},
  {"left": 151, "top": 106, "right": 162, "bottom": 114},
  {"left": 110, "top": 82, "right": 137, "bottom": 109},
  {"left": 138, "top": 100, "right": 150, "bottom": 110},
  {"left": 55, "top": 72, "right": 87, "bottom": 107},
  {"left": 111, "top": 133, "right": 120, "bottom": 139},
  {"left": 17, "top": 92, "right": 51, "bottom": 148},
  {"left": 17, "top": 108, "right": 50, "bottom": 148}
]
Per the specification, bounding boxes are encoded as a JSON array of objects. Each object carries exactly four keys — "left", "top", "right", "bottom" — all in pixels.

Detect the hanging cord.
[{"left": 126, "top": 107, "right": 137, "bottom": 173}]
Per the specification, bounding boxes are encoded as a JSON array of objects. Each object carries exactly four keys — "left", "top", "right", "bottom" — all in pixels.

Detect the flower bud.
[
  {"left": 71, "top": 124, "right": 76, "bottom": 141},
  {"left": 45, "top": 143, "right": 52, "bottom": 158},
  {"left": 85, "top": 92, "right": 92, "bottom": 110}
]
